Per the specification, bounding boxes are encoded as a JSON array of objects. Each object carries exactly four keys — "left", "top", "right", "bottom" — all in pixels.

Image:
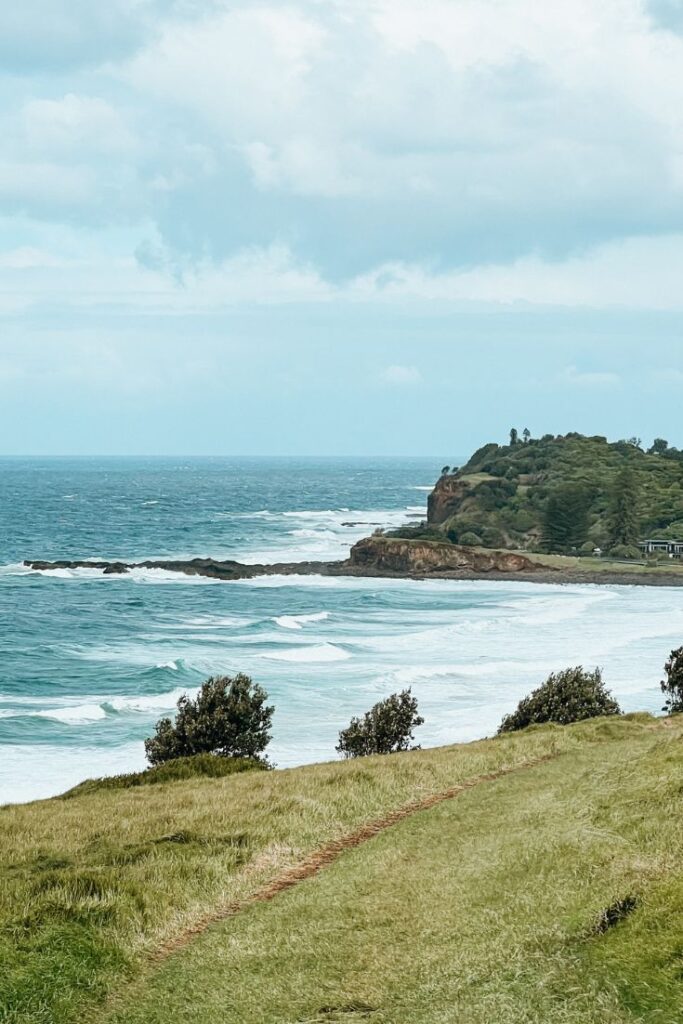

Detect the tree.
[
  {"left": 440, "top": 465, "right": 451, "bottom": 476},
  {"left": 542, "top": 484, "right": 591, "bottom": 553},
  {"left": 145, "top": 674, "right": 274, "bottom": 765},
  {"left": 498, "top": 667, "right": 621, "bottom": 733},
  {"left": 336, "top": 689, "right": 424, "bottom": 758},
  {"left": 607, "top": 466, "right": 640, "bottom": 551},
  {"left": 661, "top": 646, "right": 683, "bottom": 714},
  {"left": 459, "top": 531, "right": 483, "bottom": 547},
  {"left": 523, "top": 427, "right": 531, "bottom": 444},
  {"left": 509, "top": 428, "right": 519, "bottom": 446},
  {"left": 648, "top": 438, "right": 669, "bottom": 456}
]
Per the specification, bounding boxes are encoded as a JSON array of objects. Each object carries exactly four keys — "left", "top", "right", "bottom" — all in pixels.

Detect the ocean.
[{"left": 1, "top": 456, "right": 681, "bottom": 805}]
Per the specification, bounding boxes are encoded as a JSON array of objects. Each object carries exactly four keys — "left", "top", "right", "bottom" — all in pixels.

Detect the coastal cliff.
[
  {"left": 348, "top": 536, "right": 539, "bottom": 574},
  {"left": 421, "top": 433, "right": 683, "bottom": 557}
]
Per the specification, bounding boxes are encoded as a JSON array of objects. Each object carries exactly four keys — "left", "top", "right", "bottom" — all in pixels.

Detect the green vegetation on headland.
[
  {"left": 4, "top": 650, "right": 683, "bottom": 1024},
  {"left": 420, "top": 431, "right": 683, "bottom": 557}
]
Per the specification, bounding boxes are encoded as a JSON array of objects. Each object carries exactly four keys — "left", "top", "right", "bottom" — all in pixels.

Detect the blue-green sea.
[{"left": 1, "top": 456, "right": 682, "bottom": 804}]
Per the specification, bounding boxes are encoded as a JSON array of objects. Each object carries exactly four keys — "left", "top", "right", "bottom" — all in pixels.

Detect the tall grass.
[{"left": 0, "top": 715, "right": 675, "bottom": 1023}]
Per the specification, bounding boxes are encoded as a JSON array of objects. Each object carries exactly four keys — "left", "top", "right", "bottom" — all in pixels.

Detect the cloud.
[
  {"left": 349, "top": 234, "right": 683, "bottom": 311},
  {"left": 112, "top": 0, "right": 683, "bottom": 275},
  {"left": 380, "top": 365, "right": 423, "bottom": 386},
  {"left": 22, "top": 94, "right": 135, "bottom": 155},
  {"left": 3, "top": 0, "right": 683, "bottom": 298},
  {"left": 560, "top": 366, "right": 622, "bottom": 388}
]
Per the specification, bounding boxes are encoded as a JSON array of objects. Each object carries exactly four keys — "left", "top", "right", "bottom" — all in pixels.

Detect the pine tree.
[
  {"left": 607, "top": 466, "right": 639, "bottom": 551},
  {"left": 509, "top": 428, "right": 519, "bottom": 446},
  {"left": 543, "top": 484, "right": 590, "bottom": 553}
]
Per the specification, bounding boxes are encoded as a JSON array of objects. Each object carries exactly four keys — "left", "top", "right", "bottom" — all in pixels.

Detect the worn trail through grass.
[{"left": 151, "top": 754, "right": 553, "bottom": 964}]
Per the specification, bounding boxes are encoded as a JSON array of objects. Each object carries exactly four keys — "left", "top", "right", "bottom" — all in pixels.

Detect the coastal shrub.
[
  {"left": 661, "top": 647, "right": 683, "bottom": 714},
  {"left": 481, "top": 526, "right": 505, "bottom": 548},
  {"left": 387, "top": 524, "right": 444, "bottom": 542},
  {"left": 63, "top": 754, "right": 266, "bottom": 797},
  {"left": 458, "top": 532, "right": 483, "bottom": 547},
  {"left": 498, "top": 667, "right": 621, "bottom": 733},
  {"left": 337, "top": 689, "right": 424, "bottom": 758},
  {"left": 145, "top": 674, "right": 274, "bottom": 765},
  {"left": 609, "top": 544, "right": 641, "bottom": 560}
]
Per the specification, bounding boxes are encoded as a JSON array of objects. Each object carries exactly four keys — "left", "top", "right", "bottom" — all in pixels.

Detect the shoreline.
[{"left": 24, "top": 554, "right": 683, "bottom": 588}]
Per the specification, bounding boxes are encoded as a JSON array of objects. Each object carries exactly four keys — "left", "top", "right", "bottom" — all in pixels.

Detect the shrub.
[
  {"left": 145, "top": 674, "right": 274, "bottom": 765},
  {"left": 63, "top": 754, "right": 266, "bottom": 797},
  {"left": 609, "top": 544, "right": 641, "bottom": 560},
  {"left": 459, "top": 532, "right": 483, "bottom": 547},
  {"left": 498, "top": 667, "right": 621, "bottom": 733},
  {"left": 661, "top": 646, "right": 683, "bottom": 714},
  {"left": 336, "top": 689, "right": 424, "bottom": 758},
  {"left": 481, "top": 526, "right": 505, "bottom": 548}
]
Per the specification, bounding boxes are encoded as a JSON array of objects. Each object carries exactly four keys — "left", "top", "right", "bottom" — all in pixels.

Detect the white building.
[{"left": 640, "top": 539, "right": 683, "bottom": 558}]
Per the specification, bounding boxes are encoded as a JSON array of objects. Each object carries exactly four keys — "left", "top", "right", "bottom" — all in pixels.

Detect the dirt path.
[{"left": 150, "top": 754, "right": 554, "bottom": 964}]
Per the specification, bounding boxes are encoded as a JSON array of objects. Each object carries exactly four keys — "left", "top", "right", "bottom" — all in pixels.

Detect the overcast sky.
[{"left": 1, "top": 0, "right": 682, "bottom": 455}]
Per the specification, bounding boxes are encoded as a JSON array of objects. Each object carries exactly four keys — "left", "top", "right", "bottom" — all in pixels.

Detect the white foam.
[
  {"left": 0, "top": 742, "right": 147, "bottom": 805},
  {"left": 36, "top": 703, "right": 108, "bottom": 724},
  {"left": 265, "top": 643, "right": 350, "bottom": 663},
  {"left": 0, "top": 563, "right": 34, "bottom": 576},
  {"left": 274, "top": 611, "right": 330, "bottom": 630},
  {"left": 105, "top": 687, "right": 197, "bottom": 713}
]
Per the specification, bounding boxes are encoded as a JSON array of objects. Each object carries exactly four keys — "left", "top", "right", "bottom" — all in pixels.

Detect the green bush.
[
  {"left": 459, "top": 532, "right": 483, "bottom": 547},
  {"left": 609, "top": 544, "right": 641, "bottom": 560},
  {"left": 336, "top": 689, "right": 424, "bottom": 758},
  {"left": 63, "top": 754, "right": 266, "bottom": 797},
  {"left": 661, "top": 646, "right": 683, "bottom": 714},
  {"left": 145, "top": 674, "right": 274, "bottom": 765},
  {"left": 481, "top": 526, "right": 505, "bottom": 548},
  {"left": 498, "top": 667, "right": 621, "bottom": 733},
  {"left": 387, "top": 524, "right": 444, "bottom": 542}
]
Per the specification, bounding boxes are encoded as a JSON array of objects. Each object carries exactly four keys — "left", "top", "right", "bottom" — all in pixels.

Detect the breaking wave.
[
  {"left": 274, "top": 611, "right": 330, "bottom": 630},
  {"left": 264, "top": 643, "right": 350, "bottom": 663}
]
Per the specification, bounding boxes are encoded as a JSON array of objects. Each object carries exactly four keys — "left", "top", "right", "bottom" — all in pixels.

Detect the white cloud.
[
  {"left": 560, "top": 365, "right": 622, "bottom": 388},
  {"left": 22, "top": 94, "right": 135, "bottom": 155},
  {"left": 349, "top": 234, "right": 683, "bottom": 310},
  {"left": 380, "top": 365, "right": 423, "bottom": 386}
]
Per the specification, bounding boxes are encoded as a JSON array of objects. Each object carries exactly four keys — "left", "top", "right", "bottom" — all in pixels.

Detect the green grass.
[
  {"left": 2, "top": 717, "right": 683, "bottom": 1023},
  {"left": 62, "top": 754, "right": 266, "bottom": 796},
  {"left": 524, "top": 550, "right": 683, "bottom": 576}
]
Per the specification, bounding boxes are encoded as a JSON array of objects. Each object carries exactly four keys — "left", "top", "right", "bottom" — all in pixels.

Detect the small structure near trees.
[{"left": 640, "top": 539, "right": 683, "bottom": 558}]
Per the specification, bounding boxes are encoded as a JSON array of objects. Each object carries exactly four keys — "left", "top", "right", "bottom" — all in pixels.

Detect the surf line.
[{"left": 149, "top": 753, "right": 555, "bottom": 964}]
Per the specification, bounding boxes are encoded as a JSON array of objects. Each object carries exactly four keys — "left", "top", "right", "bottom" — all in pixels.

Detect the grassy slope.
[{"left": 3, "top": 717, "right": 683, "bottom": 1023}]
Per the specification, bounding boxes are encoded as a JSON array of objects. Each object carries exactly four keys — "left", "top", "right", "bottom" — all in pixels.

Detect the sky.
[{"left": 1, "top": 0, "right": 683, "bottom": 455}]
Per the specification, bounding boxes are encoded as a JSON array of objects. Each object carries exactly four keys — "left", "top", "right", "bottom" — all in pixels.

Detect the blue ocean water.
[{"left": 1, "top": 456, "right": 682, "bottom": 804}]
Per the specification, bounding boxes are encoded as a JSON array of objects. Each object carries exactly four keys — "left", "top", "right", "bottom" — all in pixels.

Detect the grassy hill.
[
  {"left": 421, "top": 433, "right": 683, "bottom": 553},
  {"left": 3, "top": 716, "right": 683, "bottom": 1023}
]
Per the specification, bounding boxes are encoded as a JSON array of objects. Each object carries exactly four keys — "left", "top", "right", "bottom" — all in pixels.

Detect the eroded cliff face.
[
  {"left": 427, "top": 476, "right": 472, "bottom": 525},
  {"left": 349, "top": 537, "right": 539, "bottom": 574}
]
